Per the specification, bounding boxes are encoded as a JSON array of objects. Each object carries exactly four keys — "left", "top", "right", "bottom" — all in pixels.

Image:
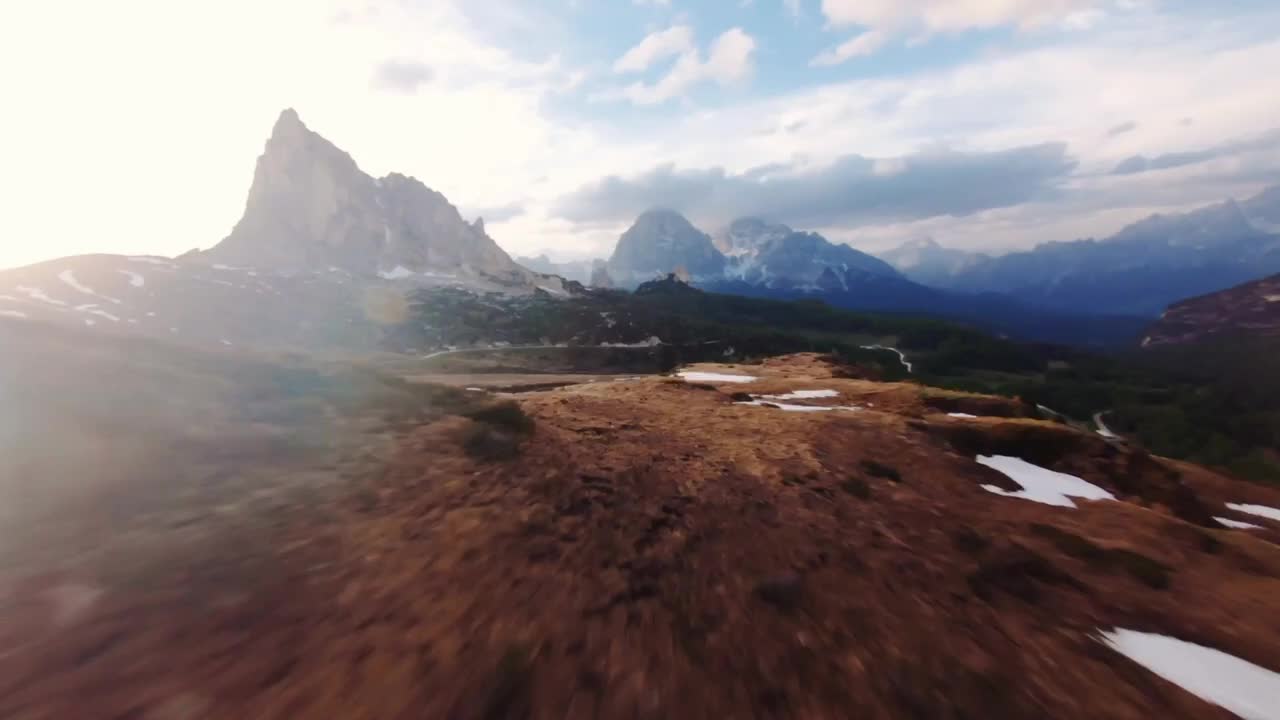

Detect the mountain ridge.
[
  {"left": 883, "top": 186, "right": 1280, "bottom": 317},
  {"left": 199, "top": 109, "right": 529, "bottom": 283}
]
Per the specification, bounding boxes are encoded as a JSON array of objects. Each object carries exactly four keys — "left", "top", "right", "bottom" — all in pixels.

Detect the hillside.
[
  {"left": 3, "top": 336, "right": 1279, "bottom": 718},
  {"left": 1143, "top": 273, "right": 1280, "bottom": 347}
]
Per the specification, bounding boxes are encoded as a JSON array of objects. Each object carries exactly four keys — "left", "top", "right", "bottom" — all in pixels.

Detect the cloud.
[
  {"left": 1112, "top": 128, "right": 1280, "bottom": 175},
  {"left": 605, "top": 28, "right": 756, "bottom": 105},
  {"left": 811, "top": 30, "right": 888, "bottom": 66},
  {"left": 371, "top": 59, "right": 435, "bottom": 93},
  {"left": 554, "top": 142, "right": 1076, "bottom": 228},
  {"left": 783, "top": 0, "right": 802, "bottom": 19},
  {"left": 815, "top": 0, "right": 1124, "bottom": 59},
  {"left": 614, "top": 26, "right": 694, "bottom": 74},
  {"left": 1106, "top": 121, "right": 1137, "bottom": 137},
  {"left": 819, "top": 0, "right": 1115, "bottom": 33}
]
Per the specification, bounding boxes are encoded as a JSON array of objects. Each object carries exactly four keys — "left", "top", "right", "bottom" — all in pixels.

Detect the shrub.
[{"left": 861, "top": 460, "right": 902, "bottom": 483}]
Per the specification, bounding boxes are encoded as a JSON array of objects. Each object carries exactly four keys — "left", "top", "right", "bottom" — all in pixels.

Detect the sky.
[{"left": 2, "top": 0, "right": 1280, "bottom": 269}]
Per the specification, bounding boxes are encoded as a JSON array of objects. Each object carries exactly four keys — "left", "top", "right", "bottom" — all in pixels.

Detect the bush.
[
  {"left": 465, "top": 401, "right": 536, "bottom": 435},
  {"left": 463, "top": 401, "right": 536, "bottom": 462}
]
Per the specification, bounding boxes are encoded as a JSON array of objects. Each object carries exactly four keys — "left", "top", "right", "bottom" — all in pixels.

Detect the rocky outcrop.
[
  {"left": 200, "top": 109, "right": 527, "bottom": 282},
  {"left": 607, "top": 209, "right": 725, "bottom": 287}
]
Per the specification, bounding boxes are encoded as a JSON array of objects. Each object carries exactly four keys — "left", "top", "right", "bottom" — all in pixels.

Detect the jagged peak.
[{"left": 273, "top": 107, "right": 304, "bottom": 134}]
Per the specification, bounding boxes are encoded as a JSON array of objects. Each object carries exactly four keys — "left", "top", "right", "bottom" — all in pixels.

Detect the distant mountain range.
[
  {"left": 601, "top": 209, "right": 1148, "bottom": 346},
  {"left": 881, "top": 186, "right": 1280, "bottom": 317}
]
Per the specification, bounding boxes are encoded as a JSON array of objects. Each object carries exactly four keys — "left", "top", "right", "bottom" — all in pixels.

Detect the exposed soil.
[{"left": 2, "top": 353, "right": 1279, "bottom": 719}]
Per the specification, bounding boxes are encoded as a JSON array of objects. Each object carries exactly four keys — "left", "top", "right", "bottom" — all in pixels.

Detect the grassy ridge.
[{"left": 396, "top": 281, "right": 1280, "bottom": 485}]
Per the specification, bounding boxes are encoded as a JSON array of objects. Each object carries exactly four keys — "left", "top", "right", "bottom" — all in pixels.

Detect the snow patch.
[
  {"left": 80, "top": 308, "right": 120, "bottom": 322},
  {"left": 59, "top": 270, "right": 121, "bottom": 304},
  {"left": 1225, "top": 503, "right": 1280, "bottom": 523},
  {"left": 1099, "top": 628, "right": 1280, "bottom": 720},
  {"left": 677, "top": 371, "right": 757, "bottom": 384},
  {"left": 736, "top": 400, "right": 862, "bottom": 413},
  {"left": 1215, "top": 517, "right": 1263, "bottom": 530},
  {"left": 0, "top": 309, "right": 28, "bottom": 319},
  {"left": 948, "top": 412, "right": 980, "bottom": 419},
  {"left": 1264, "top": 294, "right": 1280, "bottom": 303},
  {"left": 976, "top": 455, "right": 1116, "bottom": 508},
  {"left": 16, "top": 286, "right": 67, "bottom": 306},
  {"left": 602, "top": 336, "right": 662, "bottom": 348},
  {"left": 465, "top": 387, "right": 485, "bottom": 392},
  {"left": 761, "top": 390, "right": 840, "bottom": 400},
  {"left": 117, "top": 270, "right": 145, "bottom": 287},
  {"left": 84, "top": 319, "right": 96, "bottom": 326},
  {"left": 127, "top": 256, "right": 174, "bottom": 266},
  {"left": 378, "top": 265, "right": 415, "bottom": 280}
]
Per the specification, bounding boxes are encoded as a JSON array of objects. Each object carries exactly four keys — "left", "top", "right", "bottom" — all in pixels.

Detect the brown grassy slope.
[{"left": 1, "top": 345, "right": 1278, "bottom": 719}]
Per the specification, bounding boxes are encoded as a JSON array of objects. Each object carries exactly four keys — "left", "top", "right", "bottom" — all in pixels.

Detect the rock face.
[
  {"left": 201, "top": 109, "right": 526, "bottom": 281},
  {"left": 1143, "top": 273, "right": 1280, "bottom": 347},
  {"left": 607, "top": 209, "right": 725, "bottom": 286},
  {"left": 714, "top": 218, "right": 790, "bottom": 257}
]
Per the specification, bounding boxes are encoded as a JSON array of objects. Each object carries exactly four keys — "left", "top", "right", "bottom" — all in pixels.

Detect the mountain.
[
  {"left": 600, "top": 211, "right": 1145, "bottom": 346},
  {"left": 609, "top": 212, "right": 908, "bottom": 293},
  {"left": 713, "top": 217, "right": 791, "bottom": 257},
  {"left": 1143, "top": 273, "right": 1280, "bottom": 347},
  {"left": 1243, "top": 184, "right": 1280, "bottom": 231},
  {"left": 514, "top": 254, "right": 599, "bottom": 285},
  {"left": 199, "top": 109, "right": 529, "bottom": 282},
  {"left": 927, "top": 188, "right": 1280, "bottom": 317},
  {"left": 606, "top": 209, "right": 726, "bottom": 286},
  {"left": 880, "top": 238, "right": 988, "bottom": 287},
  {"left": 720, "top": 218, "right": 901, "bottom": 288},
  {"left": 0, "top": 110, "right": 572, "bottom": 351}
]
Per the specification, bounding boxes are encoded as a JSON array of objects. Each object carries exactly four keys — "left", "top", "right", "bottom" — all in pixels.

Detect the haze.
[{"left": 2, "top": 0, "right": 1279, "bottom": 270}]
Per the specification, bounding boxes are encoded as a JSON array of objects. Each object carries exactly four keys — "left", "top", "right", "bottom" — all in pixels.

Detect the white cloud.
[
  {"left": 561, "top": 10, "right": 1280, "bottom": 257},
  {"left": 614, "top": 26, "right": 694, "bottom": 73},
  {"left": 811, "top": 30, "right": 888, "bottom": 66},
  {"left": 783, "top": 0, "right": 803, "bottom": 19},
  {"left": 819, "top": 0, "right": 1114, "bottom": 33},
  {"left": 815, "top": 0, "right": 1128, "bottom": 59},
  {"left": 608, "top": 28, "right": 757, "bottom": 105}
]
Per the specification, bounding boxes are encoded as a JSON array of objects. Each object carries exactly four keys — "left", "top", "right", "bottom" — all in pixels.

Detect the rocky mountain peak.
[
  {"left": 716, "top": 217, "right": 792, "bottom": 257},
  {"left": 198, "top": 110, "right": 526, "bottom": 282},
  {"left": 607, "top": 209, "right": 725, "bottom": 287}
]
